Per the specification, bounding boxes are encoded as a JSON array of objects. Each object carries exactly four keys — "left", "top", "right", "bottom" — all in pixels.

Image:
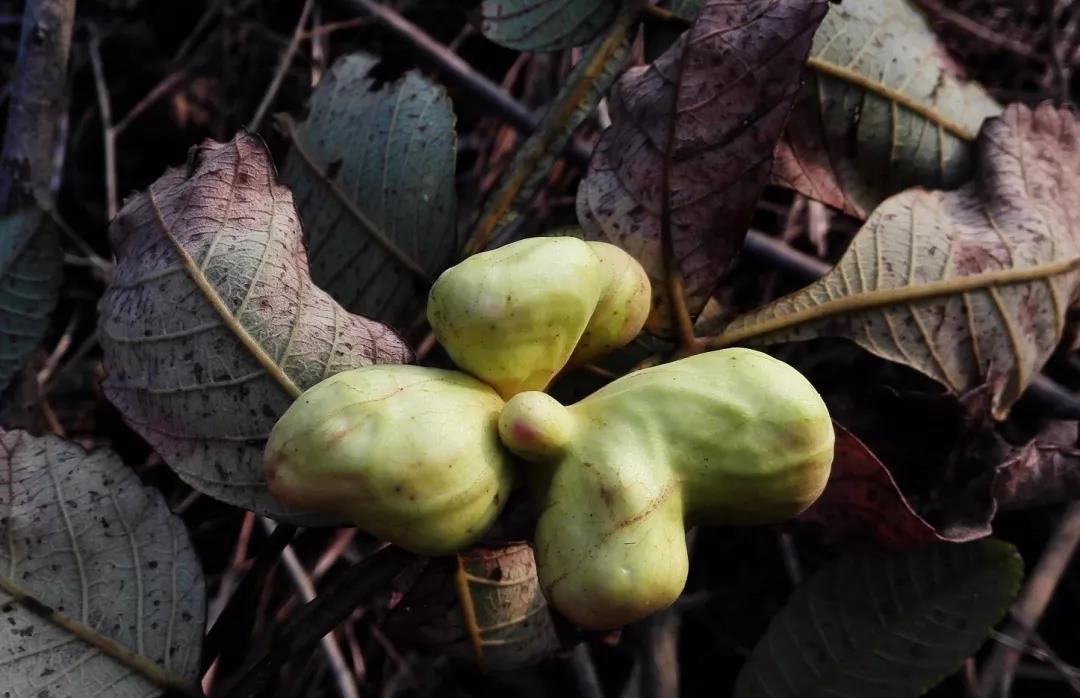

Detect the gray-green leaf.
[
  {"left": 480, "top": 0, "right": 617, "bottom": 51},
  {"left": 734, "top": 540, "right": 1022, "bottom": 698},
  {"left": 280, "top": 53, "right": 458, "bottom": 328},
  {"left": 772, "top": 0, "right": 1002, "bottom": 218},
  {"left": 0, "top": 209, "right": 61, "bottom": 391},
  {"left": 0, "top": 429, "right": 205, "bottom": 696},
  {"left": 99, "top": 133, "right": 412, "bottom": 522}
]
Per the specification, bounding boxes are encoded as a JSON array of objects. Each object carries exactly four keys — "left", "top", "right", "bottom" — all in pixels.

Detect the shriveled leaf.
[
  {"left": 772, "top": 0, "right": 1002, "bottom": 218},
  {"left": 480, "top": 0, "right": 617, "bottom": 51},
  {"left": 797, "top": 423, "right": 960, "bottom": 551},
  {"left": 0, "top": 429, "right": 204, "bottom": 696},
  {"left": 386, "top": 543, "right": 561, "bottom": 671},
  {"left": 99, "top": 133, "right": 412, "bottom": 521},
  {"left": 0, "top": 209, "right": 61, "bottom": 391},
  {"left": 992, "top": 422, "right": 1080, "bottom": 510},
  {"left": 718, "top": 103, "right": 1080, "bottom": 419},
  {"left": 733, "top": 540, "right": 1023, "bottom": 698},
  {"left": 578, "top": 0, "right": 828, "bottom": 333},
  {"left": 280, "top": 54, "right": 458, "bottom": 328}
]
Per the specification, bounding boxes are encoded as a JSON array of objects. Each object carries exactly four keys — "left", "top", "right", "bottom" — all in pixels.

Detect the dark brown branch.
[{"left": 0, "top": 0, "right": 77, "bottom": 211}]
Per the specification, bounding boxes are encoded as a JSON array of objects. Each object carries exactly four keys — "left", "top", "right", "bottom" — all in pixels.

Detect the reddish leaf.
[
  {"left": 577, "top": 0, "right": 828, "bottom": 333},
  {"left": 798, "top": 423, "right": 954, "bottom": 551}
]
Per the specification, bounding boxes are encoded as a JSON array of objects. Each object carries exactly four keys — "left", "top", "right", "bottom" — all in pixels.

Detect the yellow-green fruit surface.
[
  {"left": 427, "top": 237, "right": 604, "bottom": 398},
  {"left": 264, "top": 365, "right": 513, "bottom": 556},
  {"left": 500, "top": 348, "right": 834, "bottom": 629},
  {"left": 569, "top": 242, "right": 651, "bottom": 367}
]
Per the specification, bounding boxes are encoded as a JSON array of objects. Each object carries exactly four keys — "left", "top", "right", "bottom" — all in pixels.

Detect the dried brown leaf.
[
  {"left": 992, "top": 422, "right": 1080, "bottom": 510},
  {"left": 99, "top": 134, "right": 412, "bottom": 521},
  {"left": 577, "top": 0, "right": 828, "bottom": 333}
]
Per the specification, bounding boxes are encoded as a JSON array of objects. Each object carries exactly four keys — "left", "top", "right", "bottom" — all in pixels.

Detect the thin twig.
[
  {"left": 36, "top": 311, "right": 77, "bottom": 385},
  {"left": 337, "top": 0, "right": 538, "bottom": 133},
  {"left": 260, "top": 518, "right": 359, "bottom": 698},
  {"left": 45, "top": 205, "right": 113, "bottom": 279},
  {"left": 299, "top": 16, "right": 369, "bottom": 41},
  {"left": 979, "top": 502, "right": 1080, "bottom": 696},
  {"left": 249, "top": 0, "right": 316, "bottom": 132},
  {"left": 0, "top": 0, "right": 77, "bottom": 211},
  {"left": 114, "top": 70, "right": 190, "bottom": 136},
  {"left": 1047, "top": 0, "right": 1072, "bottom": 105},
  {"left": 88, "top": 29, "right": 118, "bottom": 220},
  {"left": 215, "top": 545, "right": 413, "bottom": 697},
  {"left": 912, "top": 0, "right": 1049, "bottom": 65}
]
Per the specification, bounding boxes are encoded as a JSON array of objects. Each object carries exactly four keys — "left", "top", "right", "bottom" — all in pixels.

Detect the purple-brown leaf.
[
  {"left": 577, "top": 0, "right": 828, "bottom": 333},
  {"left": 99, "top": 133, "right": 412, "bottom": 522}
]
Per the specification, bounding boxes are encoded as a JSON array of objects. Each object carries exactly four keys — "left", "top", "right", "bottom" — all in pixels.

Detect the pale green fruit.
[
  {"left": 427, "top": 237, "right": 605, "bottom": 398},
  {"left": 569, "top": 242, "right": 651, "bottom": 367},
  {"left": 264, "top": 365, "right": 513, "bottom": 556},
  {"left": 499, "top": 348, "right": 834, "bottom": 629}
]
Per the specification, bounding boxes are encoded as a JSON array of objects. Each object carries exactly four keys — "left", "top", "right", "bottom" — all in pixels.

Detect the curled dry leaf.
[
  {"left": 0, "top": 429, "right": 204, "bottom": 695},
  {"left": 577, "top": 0, "right": 828, "bottom": 334},
  {"left": 717, "top": 103, "right": 1080, "bottom": 419},
  {"left": 385, "top": 542, "right": 562, "bottom": 671},
  {"left": 0, "top": 209, "right": 61, "bottom": 391},
  {"left": 280, "top": 53, "right": 459, "bottom": 328},
  {"left": 771, "top": 0, "right": 1002, "bottom": 219},
  {"left": 99, "top": 133, "right": 411, "bottom": 521},
  {"left": 990, "top": 421, "right": 1080, "bottom": 510},
  {"left": 480, "top": 0, "right": 617, "bottom": 51},
  {"left": 733, "top": 540, "right": 1022, "bottom": 698}
]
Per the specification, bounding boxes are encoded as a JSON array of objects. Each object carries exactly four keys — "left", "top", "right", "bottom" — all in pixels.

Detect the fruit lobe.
[
  {"left": 428, "top": 237, "right": 605, "bottom": 399},
  {"left": 569, "top": 241, "right": 652, "bottom": 367},
  {"left": 264, "top": 365, "right": 513, "bottom": 556},
  {"left": 500, "top": 348, "right": 834, "bottom": 629}
]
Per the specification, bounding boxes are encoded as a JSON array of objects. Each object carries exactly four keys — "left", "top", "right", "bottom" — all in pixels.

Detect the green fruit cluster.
[{"left": 265, "top": 236, "right": 834, "bottom": 629}]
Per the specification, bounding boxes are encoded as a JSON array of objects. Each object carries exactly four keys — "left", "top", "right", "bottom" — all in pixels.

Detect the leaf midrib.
[
  {"left": 706, "top": 257, "right": 1080, "bottom": 349},
  {"left": 805, "top": 56, "right": 977, "bottom": 142},
  {"left": 147, "top": 177, "right": 303, "bottom": 400}
]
